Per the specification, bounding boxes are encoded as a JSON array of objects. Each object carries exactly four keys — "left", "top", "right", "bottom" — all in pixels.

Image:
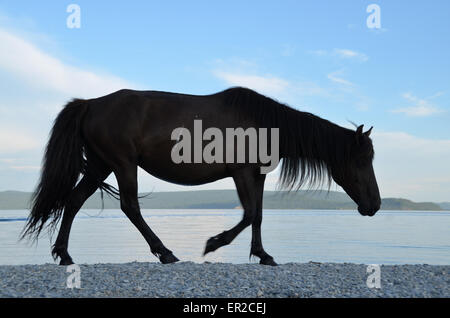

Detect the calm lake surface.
[{"left": 0, "top": 209, "right": 449, "bottom": 265}]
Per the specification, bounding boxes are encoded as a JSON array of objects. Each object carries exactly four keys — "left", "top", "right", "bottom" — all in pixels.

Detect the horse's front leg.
[
  {"left": 203, "top": 168, "right": 257, "bottom": 255},
  {"left": 203, "top": 168, "right": 276, "bottom": 265},
  {"left": 249, "top": 174, "right": 277, "bottom": 266},
  {"left": 250, "top": 210, "right": 277, "bottom": 266}
]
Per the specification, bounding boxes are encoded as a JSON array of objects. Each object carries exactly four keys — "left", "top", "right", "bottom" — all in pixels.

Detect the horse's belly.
[{"left": 138, "top": 154, "right": 230, "bottom": 186}]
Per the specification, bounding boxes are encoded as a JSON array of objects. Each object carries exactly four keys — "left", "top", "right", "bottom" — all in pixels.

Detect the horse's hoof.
[
  {"left": 203, "top": 236, "right": 220, "bottom": 255},
  {"left": 59, "top": 259, "right": 75, "bottom": 266},
  {"left": 160, "top": 253, "right": 179, "bottom": 264},
  {"left": 260, "top": 257, "right": 278, "bottom": 266}
]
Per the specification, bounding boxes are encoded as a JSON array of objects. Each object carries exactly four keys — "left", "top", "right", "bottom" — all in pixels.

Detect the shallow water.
[{"left": 0, "top": 209, "right": 449, "bottom": 265}]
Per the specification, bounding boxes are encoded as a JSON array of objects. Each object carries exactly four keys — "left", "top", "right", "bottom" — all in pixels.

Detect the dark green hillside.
[
  {"left": 381, "top": 198, "right": 442, "bottom": 211},
  {"left": 0, "top": 190, "right": 443, "bottom": 211}
]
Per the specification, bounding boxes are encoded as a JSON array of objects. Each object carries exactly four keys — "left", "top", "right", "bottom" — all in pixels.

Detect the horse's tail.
[{"left": 20, "top": 99, "right": 90, "bottom": 242}]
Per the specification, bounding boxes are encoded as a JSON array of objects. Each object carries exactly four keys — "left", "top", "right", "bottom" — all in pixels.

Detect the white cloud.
[
  {"left": 9, "top": 165, "right": 41, "bottom": 171},
  {"left": 0, "top": 25, "right": 139, "bottom": 192},
  {"left": 0, "top": 128, "right": 40, "bottom": 153},
  {"left": 393, "top": 105, "right": 440, "bottom": 117},
  {"left": 392, "top": 92, "right": 444, "bottom": 117},
  {"left": 427, "top": 91, "right": 445, "bottom": 99},
  {"left": 0, "top": 28, "right": 135, "bottom": 98},
  {"left": 333, "top": 49, "right": 368, "bottom": 62},
  {"left": 213, "top": 70, "right": 290, "bottom": 96},
  {"left": 212, "top": 59, "right": 331, "bottom": 104},
  {"left": 327, "top": 70, "right": 354, "bottom": 86},
  {"left": 372, "top": 131, "right": 450, "bottom": 202},
  {"left": 212, "top": 60, "right": 371, "bottom": 114},
  {"left": 0, "top": 27, "right": 138, "bottom": 153},
  {"left": 310, "top": 48, "right": 368, "bottom": 62},
  {"left": 0, "top": 158, "right": 18, "bottom": 163}
]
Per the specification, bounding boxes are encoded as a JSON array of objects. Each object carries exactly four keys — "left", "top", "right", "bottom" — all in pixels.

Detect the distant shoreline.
[{"left": 0, "top": 189, "right": 447, "bottom": 211}]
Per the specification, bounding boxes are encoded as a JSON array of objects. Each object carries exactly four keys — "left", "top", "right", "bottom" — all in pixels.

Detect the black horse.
[{"left": 21, "top": 87, "right": 380, "bottom": 266}]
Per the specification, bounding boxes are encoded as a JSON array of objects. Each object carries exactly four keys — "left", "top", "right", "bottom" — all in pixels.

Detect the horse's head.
[{"left": 331, "top": 125, "right": 381, "bottom": 216}]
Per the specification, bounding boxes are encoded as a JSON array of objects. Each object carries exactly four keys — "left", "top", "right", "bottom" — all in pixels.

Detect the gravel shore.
[{"left": 0, "top": 262, "right": 448, "bottom": 298}]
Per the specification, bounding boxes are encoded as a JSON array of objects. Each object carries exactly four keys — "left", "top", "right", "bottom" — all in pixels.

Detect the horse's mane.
[{"left": 220, "top": 86, "right": 360, "bottom": 190}]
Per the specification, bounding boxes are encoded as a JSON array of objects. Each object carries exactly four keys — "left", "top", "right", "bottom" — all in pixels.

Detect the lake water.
[{"left": 0, "top": 209, "right": 449, "bottom": 265}]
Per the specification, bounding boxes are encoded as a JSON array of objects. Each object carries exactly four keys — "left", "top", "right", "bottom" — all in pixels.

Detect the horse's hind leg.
[
  {"left": 114, "top": 163, "right": 179, "bottom": 264},
  {"left": 52, "top": 173, "right": 108, "bottom": 265}
]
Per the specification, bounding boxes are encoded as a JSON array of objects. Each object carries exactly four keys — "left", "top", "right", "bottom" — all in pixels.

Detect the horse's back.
[{"left": 80, "top": 89, "right": 232, "bottom": 183}]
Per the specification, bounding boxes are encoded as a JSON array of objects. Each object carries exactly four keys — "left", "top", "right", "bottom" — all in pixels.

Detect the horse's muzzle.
[{"left": 358, "top": 204, "right": 380, "bottom": 216}]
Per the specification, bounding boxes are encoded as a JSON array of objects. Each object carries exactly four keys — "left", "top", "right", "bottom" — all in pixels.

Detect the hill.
[
  {"left": 0, "top": 190, "right": 444, "bottom": 211},
  {"left": 438, "top": 202, "right": 450, "bottom": 210}
]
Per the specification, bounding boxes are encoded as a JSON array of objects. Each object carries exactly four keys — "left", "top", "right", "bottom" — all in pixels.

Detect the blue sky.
[{"left": 0, "top": 1, "right": 449, "bottom": 202}]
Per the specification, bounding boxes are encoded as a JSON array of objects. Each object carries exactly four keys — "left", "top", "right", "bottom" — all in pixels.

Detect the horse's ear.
[
  {"left": 355, "top": 125, "right": 364, "bottom": 145},
  {"left": 365, "top": 126, "right": 373, "bottom": 137},
  {"left": 356, "top": 125, "right": 364, "bottom": 135}
]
